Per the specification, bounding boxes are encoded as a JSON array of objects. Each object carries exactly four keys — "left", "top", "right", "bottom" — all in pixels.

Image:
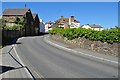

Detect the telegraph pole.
[{"left": 25, "top": 4, "right": 27, "bottom": 8}]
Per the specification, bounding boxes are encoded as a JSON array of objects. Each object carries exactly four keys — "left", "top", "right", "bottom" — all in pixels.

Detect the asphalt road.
[{"left": 15, "top": 35, "right": 118, "bottom": 78}]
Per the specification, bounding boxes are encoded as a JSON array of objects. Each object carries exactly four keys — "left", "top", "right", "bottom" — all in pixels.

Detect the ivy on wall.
[{"left": 1, "top": 16, "right": 26, "bottom": 30}]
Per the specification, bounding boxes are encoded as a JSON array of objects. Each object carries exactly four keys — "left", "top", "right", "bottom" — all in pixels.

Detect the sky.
[
  {"left": 1, "top": 0, "right": 120, "bottom": 2},
  {"left": 2, "top": 2, "right": 118, "bottom": 29}
]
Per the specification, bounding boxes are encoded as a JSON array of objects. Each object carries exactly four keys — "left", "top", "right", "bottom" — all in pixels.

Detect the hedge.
[{"left": 49, "top": 27, "right": 120, "bottom": 44}]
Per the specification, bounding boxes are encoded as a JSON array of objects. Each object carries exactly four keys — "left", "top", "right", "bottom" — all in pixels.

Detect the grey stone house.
[
  {"left": 32, "top": 13, "right": 40, "bottom": 35},
  {"left": 2, "top": 8, "right": 34, "bottom": 36}
]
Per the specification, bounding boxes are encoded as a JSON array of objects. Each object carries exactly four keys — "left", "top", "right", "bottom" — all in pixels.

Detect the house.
[
  {"left": 52, "top": 16, "right": 80, "bottom": 29},
  {"left": 0, "top": 16, "right": 2, "bottom": 19},
  {"left": 40, "top": 19, "right": 45, "bottom": 33},
  {"left": 81, "top": 24, "right": 104, "bottom": 31},
  {"left": 69, "top": 16, "right": 80, "bottom": 28},
  {"left": 2, "top": 8, "right": 34, "bottom": 36},
  {"left": 45, "top": 21, "right": 54, "bottom": 32},
  {"left": 32, "top": 13, "right": 40, "bottom": 35}
]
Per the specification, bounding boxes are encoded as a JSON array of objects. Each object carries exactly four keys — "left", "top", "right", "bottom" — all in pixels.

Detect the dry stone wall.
[{"left": 51, "top": 34, "right": 119, "bottom": 57}]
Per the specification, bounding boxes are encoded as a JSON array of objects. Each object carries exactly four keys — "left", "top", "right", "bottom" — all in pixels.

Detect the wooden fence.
[
  {"left": 2, "top": 30, "right": 25, "bottom": 45},
  {"left": 2, "top": 30, "right": 25, "bottom": 38}
]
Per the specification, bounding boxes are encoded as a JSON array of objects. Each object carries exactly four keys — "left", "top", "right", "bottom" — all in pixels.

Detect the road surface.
[{"left": 15, "top": 35, "right": 118, "bottom": 78}]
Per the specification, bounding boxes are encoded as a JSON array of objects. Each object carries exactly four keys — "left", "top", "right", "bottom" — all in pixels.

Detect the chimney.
[
  {"left": 70, "top": 16, "right": 74, "bottom": 22},
  {"left": 25, "top": 4, "right": 27, "bottom": 8},
  {"left": 61, "top": 16, "right": 64, "bottom": 19}
]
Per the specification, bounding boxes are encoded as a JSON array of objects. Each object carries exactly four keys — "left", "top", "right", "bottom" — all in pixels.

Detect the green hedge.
[{"left": 49, "top": 27, "right": 120, "bottom": 44}]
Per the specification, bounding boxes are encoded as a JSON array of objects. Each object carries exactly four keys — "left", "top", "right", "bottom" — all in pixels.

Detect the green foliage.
[
  {"left": 0, "top": 46, "right": 2, "bottom": 49},
  {"left": 5, "top": 25, "right": 16, "bottom": 30},
  {"left": 15, "top": 16, "right": 21, "bottom": 24},
  {"left": 4, "top": 16, "right": 26, "bottom": 30},
  {"left": 14, "top": 16, "right": 25, "bottom": 30},
  {"left": 0, "top": 18, "right": 6, "bottom": 29},
  {"left": 49, "top": 27, "right": 120, "bottom": 44},
  {"left": 5, "top": 25, "right": 23, "bottom": 30}
]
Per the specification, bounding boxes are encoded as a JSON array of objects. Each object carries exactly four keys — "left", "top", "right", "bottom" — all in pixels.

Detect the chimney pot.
[
  {"left": 61, "top": 16, "right": 64, "bottom": 18},
  {"left": 70, "top": 16, "right": 74, "bottom": 22}
]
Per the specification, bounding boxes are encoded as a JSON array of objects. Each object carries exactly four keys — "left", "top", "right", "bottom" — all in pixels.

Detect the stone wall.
[{"left": 51, "top": 34, "right": 119, "bottom": 57}]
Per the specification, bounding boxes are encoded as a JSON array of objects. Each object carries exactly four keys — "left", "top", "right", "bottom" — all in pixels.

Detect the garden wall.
[
  {"left": 2, "top": 30, "right": 25, "bottom": 45},
  {"left": 2, "top": 30, "right": 25, "bottom": 38}
]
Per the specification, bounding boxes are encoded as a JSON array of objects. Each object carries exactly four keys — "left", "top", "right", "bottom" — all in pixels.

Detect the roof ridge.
[{"left": 3, "top": 8, "right": 30, "bottom": 16}]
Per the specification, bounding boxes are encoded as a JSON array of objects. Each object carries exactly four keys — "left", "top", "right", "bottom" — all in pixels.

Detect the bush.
[{"left": 49, "top": 27, "right": 120, "bottom": 44}]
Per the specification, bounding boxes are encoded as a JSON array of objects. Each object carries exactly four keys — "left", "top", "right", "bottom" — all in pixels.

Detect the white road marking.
[
  {"left": 12, "top": 45, "right": 24, "bottom": 66},
  {"left": 34, "top": 71, "right": 44, "bottom": 78},
  {"left": 44, "top": 36, "right": 118, "bottom": 64},
  {"left": 12, "top": 44, "right": 33, "bottom": 79},
  {"left": 16, "top": 38, "right": 44, "bottom": 78}
]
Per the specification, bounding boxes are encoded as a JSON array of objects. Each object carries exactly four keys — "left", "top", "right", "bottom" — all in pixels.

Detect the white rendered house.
[
  {"left": 69, "top": 16, "right": 80, "bottom": 28},
  {"left": 45, "top": 21, "right": 54, "bottom": 32},
  {"left": 82, "top": 24, "right": 104, "bottom": 31},
  {"left": 40, "top": 19, "right": 45, "bottom": 33}
]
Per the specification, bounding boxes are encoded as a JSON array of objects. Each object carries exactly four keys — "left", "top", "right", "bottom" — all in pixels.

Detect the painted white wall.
[
  {"left": 91, "top": 28, "right": 104, "bottom": 31},
  {"left": 69, "top": 18, "right": 71, "bottom": 25},
  {"left": 75, "top": 23, "right": 80, "bottom": 27},
  {"left": 82, "top": 25, "right": 104, "bottom": 31},
  {"left": 82, "top": 25, "right": 91, "bottom": 29},
  {"left": 100, "top": 28, "right": 104, "bottom": 31},
  {"left": 69, "top": 18, "right": 80, "bottom": 28},
  {"left": 45, "top": 24, "right": 49, "bottom": 32},
  {"left": 58, "top": 24, "right": 64, "bottom": 28},
  {"left": 40, "top": 19, "right": 45, "bottom": 33},
  {"left": 70, "top": 22, "right": 80, "bottom": 28},
  {"left": 48, "top": 27, "right": 52, "bottom": 31},
  {"left": 45, "top": 23, "right": 53, "bottom": 32}
]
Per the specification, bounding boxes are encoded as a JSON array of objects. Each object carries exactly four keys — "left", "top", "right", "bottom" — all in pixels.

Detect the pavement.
[{"left": 0, "top": 45, "right": 33, "bottom": 79}]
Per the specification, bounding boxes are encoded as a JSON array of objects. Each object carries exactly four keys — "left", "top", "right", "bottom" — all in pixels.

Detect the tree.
[
  {"left": 15, "top": 16, "right": 26, "bottom": 30},
  {"left": 115, "top": 26, "right": 120, "bottom": 29}
]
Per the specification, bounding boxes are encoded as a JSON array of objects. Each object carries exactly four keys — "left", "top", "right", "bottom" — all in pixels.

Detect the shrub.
[{"left": 49, "top": 27, "right": 120, "bottom": 44}]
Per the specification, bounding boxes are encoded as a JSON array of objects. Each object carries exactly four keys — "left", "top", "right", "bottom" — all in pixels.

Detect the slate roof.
[
  {"left": 89, "top": 24, "right": 103, "bottom": 28},
  {"left": 74, "top": 20, "right": 80, "bottom": 23},
  {"left": 51, "top": 23, "right": 59, "bottom": 28},
  {"left": 55, "top": 18, "right": 80, "bottom": 24},
  {"left": 52, "top": 16, "right": 80, "bottom": 28},
  {"left": 3, "top": 8, "right": 30, "bottom": 16},
  {"left": 45, "top": 21, "right": 54, "bottom": 24},
  {"left": 55, "top": 18, "right": 69, "bottom": 24}
]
